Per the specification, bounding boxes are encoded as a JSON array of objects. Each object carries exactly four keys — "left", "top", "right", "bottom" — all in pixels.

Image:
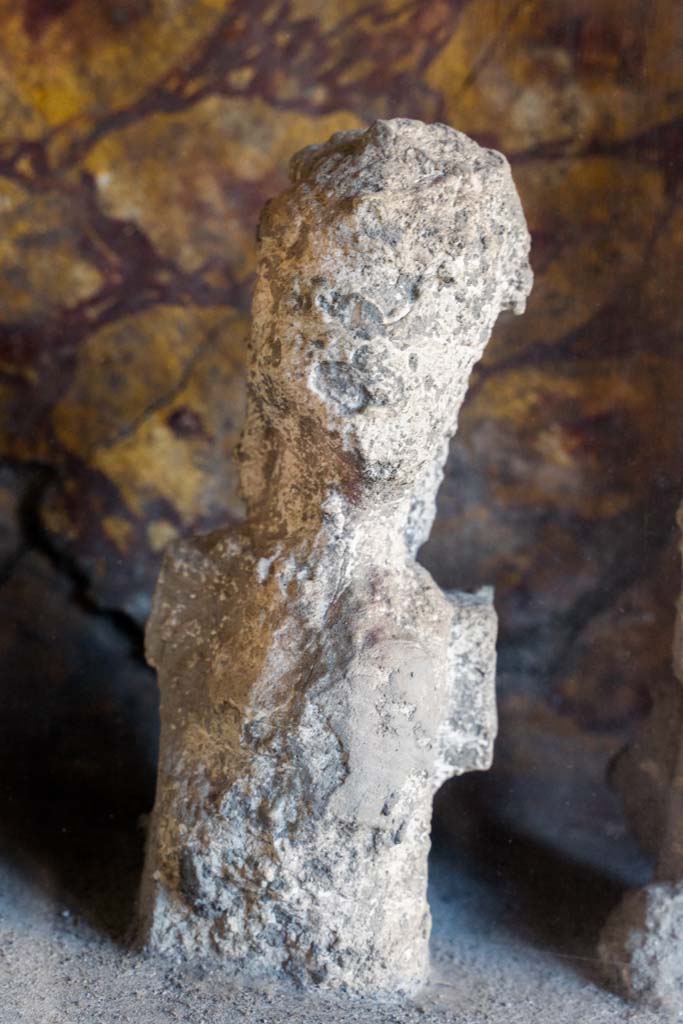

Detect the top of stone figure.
[{"left": 241, "top": 119, "right": 532, "bottom": 545}]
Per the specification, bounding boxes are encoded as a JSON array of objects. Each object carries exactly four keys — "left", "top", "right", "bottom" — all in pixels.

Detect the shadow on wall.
[
  {"left": 0, "top": 466, "right": 158, "bottom": 941},
  {"left": 421, "top": 307, "right": 683, "bottom": 892}
]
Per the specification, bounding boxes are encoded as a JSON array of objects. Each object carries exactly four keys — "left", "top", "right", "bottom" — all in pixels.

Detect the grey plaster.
[{"left": 138, "top": 118, "right": 532, "bottom": 993}]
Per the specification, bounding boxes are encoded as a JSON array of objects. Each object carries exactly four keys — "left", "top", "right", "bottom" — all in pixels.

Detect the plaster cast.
[{"left": 138, "top": 118, "right": 532, "bottom": 993}]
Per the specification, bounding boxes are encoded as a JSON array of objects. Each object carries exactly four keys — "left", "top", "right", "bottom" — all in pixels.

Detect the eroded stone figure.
[
  {"left": 138, "top": 118, "right": 532, "bottom": 993},
  {"left": 599, "top": 502, "right": 683, "bottom": 1009}
]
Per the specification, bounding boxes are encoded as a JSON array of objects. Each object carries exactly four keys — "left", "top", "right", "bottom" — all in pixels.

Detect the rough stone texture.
[
  {"left": 0, "top": 2, "right": 682, "bottom": 883},
  {"left": 598, "top": 502, "right": 683, "bottom": 1009},
  {"left": 599, "top": 882, "right": 683, "bottom": 1010},
  {"left": 138, "top": 119, "right": 531, "bottom": 993},
  {"left": 0, "top": 832, "right": 664, "bottom": 1024}
]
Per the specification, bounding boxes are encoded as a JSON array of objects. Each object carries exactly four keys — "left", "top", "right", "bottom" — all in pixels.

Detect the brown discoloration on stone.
[
  {"left": 138, "top": 119, "right": 531, "bottom": 993},
  {"left": 0, "top": 0, "right": 681, "bottom": 902}
]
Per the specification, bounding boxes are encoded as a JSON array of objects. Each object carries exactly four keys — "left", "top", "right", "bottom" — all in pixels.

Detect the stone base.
[{"left": 598, "top": 881, "right": 683, "bottom": 1010}]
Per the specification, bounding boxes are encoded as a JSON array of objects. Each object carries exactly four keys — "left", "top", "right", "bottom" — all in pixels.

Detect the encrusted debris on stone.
[{"left": 138, "top": 118, "right": 532, "bottom": 994}]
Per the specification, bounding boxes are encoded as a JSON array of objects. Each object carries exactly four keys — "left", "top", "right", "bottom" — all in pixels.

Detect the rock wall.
[
  {"left": 0, "top": 0, "right": 682, "bottom": 866},
  {"left": 598, "top": 502, "right": 683, "bottom": 1009}
]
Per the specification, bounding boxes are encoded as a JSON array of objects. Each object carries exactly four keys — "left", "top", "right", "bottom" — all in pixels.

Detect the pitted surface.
[{"left": 139, "top": 118, "right": 531, "bottom": 993}]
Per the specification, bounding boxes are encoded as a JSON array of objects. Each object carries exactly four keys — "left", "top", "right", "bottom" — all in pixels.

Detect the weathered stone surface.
[
  {"left": 598, "top": 503, "right": 683, "bottom": 1008},
  {"left": 138, "top": 119, "right": 531, "bottom": 992},
  {"left": 1, "top": 0, "right": 682, "bottom": 906},
  {"left": 599, "top": 883, "right": 683, "bottom": 1009}
]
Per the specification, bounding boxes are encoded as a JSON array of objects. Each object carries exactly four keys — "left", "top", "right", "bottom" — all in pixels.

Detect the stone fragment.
[
  {"left": 138, "top": 118, "right": 532, "bottom": 993},
  {"left": 599, "top": 502, "right": 683, "bottom": 1009}
]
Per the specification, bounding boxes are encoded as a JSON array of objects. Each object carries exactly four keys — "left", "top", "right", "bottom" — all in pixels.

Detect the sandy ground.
[{"left": 0, "top": 800, "right": 669, "bottom": 1024}]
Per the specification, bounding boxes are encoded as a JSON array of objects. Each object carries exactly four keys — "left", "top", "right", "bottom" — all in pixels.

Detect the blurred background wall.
[{"left": 0, "top": 0, "right": 682, "bottom": 878}]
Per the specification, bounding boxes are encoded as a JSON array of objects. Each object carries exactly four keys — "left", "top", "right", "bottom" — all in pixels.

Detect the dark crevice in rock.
[{"left": 9, "top": 458, "right": 146, "bottom": 661}]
